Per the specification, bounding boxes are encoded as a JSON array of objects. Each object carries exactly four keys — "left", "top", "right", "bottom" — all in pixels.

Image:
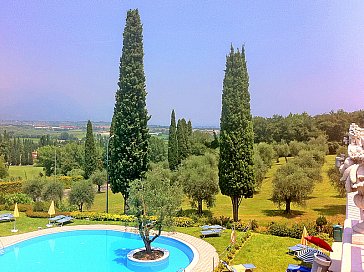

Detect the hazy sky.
[{"left": 1, "top": 1, "right": 364, "bottom": 126}]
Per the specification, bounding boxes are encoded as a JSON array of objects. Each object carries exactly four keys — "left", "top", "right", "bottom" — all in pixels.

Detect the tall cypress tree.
[
  {"left": 219, "top": 45, "right": 255, "bottom": 222},
  {"left": 168, "top": 110, "right": 179, "bottom": 170},
  {"left": 109, "top": 9, "right": 149, "bottom": 213},
  {"left": 177, "top": 118, "right": 189, "bottom": 161},
  {"left": 84, "top": 120, "right": 97, "bottom": 179}
]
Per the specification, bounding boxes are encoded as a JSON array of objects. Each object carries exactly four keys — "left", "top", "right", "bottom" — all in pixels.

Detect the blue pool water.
[{"left": 0, "top": 230, "right": 194, "bottom": 272}]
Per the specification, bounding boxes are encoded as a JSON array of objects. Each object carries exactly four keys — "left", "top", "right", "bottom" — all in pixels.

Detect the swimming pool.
[{"left": 0, "top": 230, "right": 195, "bottom": 272}]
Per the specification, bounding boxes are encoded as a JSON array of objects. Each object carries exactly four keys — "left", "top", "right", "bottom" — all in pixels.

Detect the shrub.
[
  {"left": 173, "top": 217, "right": 194, "bottom": 227},
  {"left": 4, "top": 193, "right": 33, "bottom": 206},
  {"left": 42, "top": 180, "right": 64, "bottom": 204},
  {"left": 316, "top": 215, "right": 328, "bottom": 231},
  {"left": 250, "top": 219, "right": 259, "bottom": 231},
  {"left": 32, "top": 201, "right": 46, "bottom": 212},
  {"left": 0, "top": 181, "right": 23, "bottom": 194},
  {"left": 22, "top": 178, "right": 45, "bottom": 202}
]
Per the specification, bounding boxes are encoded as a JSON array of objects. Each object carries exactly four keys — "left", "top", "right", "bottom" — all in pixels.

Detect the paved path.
[{"left": 0, "top": 224, "right": 219, "bottom": 272}]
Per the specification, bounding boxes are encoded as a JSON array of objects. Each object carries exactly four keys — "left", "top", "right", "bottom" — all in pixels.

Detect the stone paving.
[{"left": 0, "top": 224, "right": 219, "bottom": 272}]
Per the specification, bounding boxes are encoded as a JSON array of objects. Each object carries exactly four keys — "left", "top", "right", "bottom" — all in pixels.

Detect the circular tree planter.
[{"left": 127, "top": 247, "right": 170, "bottom": 270}]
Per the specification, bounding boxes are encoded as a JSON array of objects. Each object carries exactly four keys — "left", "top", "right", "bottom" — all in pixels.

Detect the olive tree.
[
  {"left": 128, "top": 165, "right": 182, "bottom": 255},
  {"left": 69, "top": 180, "right": 95, "bottom": 212}
]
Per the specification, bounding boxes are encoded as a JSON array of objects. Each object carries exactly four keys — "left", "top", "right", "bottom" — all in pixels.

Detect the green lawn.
[
  {"left": 8, "top": 165, "right": 44, "bottom": 179},
  {"left": 232, "top": 233, "right": 302, "bottom": 272},
  {"left": 181, "top": 155, "right": 346, "bottom": 226}
]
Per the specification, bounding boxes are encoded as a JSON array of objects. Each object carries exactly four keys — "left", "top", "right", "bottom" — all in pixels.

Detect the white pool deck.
[
  {"left": 0, "top": 224, "right": 219, "bottom": 272},
  {"left": 329, "top": 192, "right": 364, "bottom": 272}
]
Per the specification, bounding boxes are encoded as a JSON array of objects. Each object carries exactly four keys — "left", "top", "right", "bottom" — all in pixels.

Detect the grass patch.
[
  {"left": 232, "top": 233, "right": 303, "bottom": 272},
  {"left": 183, "top": 156, "right": 346, "bottom": 226},
  {"left": 8, "top": 166, "right": 44, "bottom": 180}
]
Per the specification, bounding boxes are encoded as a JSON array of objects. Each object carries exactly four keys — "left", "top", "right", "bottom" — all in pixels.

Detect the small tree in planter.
[{"left": 128, "top": 165, "right": 183, "bottom": 257}]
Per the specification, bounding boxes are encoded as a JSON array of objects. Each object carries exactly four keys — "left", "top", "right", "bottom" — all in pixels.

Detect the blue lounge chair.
[
  {"left": 221, "top": 260, "right": 256, "bottom": 271},
  {"left": 201, "top": 228, "right": 222, "bottom": 238},
  {"left": 286, "top": 264, "right": 311, "bottom": 272},
  {"left": 47, "top": 215, "right": 66, "bottom": 227},
  {"left": 200, "top": 224, "right": 225, "bottom": 231},
  {"left": 0, "top": 213, "right": 14, "bottom": 222},
  {"left": 56, "top": 216, "right": 73, "bottom": 226}
]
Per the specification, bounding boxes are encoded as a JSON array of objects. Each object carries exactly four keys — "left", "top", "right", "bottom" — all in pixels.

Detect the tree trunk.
[
  {"left": 123, "top": 195, "right": 129, "bottom": 214},
  {"left": 231, "top": 196, "right": 240, "bottom": 222},
  {"left": 285, "top": 199, "right": 291, "bottom": 214},
  {"left": 79, "top": 203, "right": 83, "bottom": 212},
  {"left": 97, "top": 185, "right": 101, "bottom": 193},
  {"left": 198, "top": 200, "right": 203, "bottom": 215},
  {"left": 284, "top": 156, "right": 288, "bottom": 163}
]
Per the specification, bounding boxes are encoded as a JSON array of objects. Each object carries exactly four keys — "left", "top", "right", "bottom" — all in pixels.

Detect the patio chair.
[
  {"left": 221, "top": 260, "right": 256, "bottom": 272},
  {"left": 56, "top": 216, "right": 74, "bottom": 226},
  {"left": 286, "top": 264, "right": 311, "bottom": 272},
  {"left": 0, "top": 213, "right": 14, "bottom": 223},
  {"left": 200, "top": 229, "right": 222, "bottom": 238}
]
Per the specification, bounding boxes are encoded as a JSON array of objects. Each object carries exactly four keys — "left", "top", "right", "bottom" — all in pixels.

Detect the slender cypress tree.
[
  {"left": 177, "top": 118, "right": 189, "bottom": 161},
  {"left": 109, "top": 9, "right": 149, "bottom": 214},
  {"left": 84, "top": 120, "right": 97, "bottom": 179},
  {"left": 168, "top": 110, "right": 179, "bottom": 170},
  {"left": 219, "top": 45, "right": 255, "bottom": 222}
]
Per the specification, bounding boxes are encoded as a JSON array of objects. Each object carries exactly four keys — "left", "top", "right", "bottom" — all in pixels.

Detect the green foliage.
[
  {"left": 267, "top": 222, "right": 318, "bottom": 238},
  {"left": 67, "top": 168, "right": 85, "bottom": 177},
  {"left": 177, "top": 118, "right": 190, "bottom": 161},
  {"left": 168, "top": 110, "right": 179, "bottom": 170},
  {"left": 253, "top": 151, "right": 267, "bottom": 191},
  {"left": 109, "top": 10, "right": 149, "bottom": 213},
  {"left": 42, "top": 180, "right": 64, "bottom": 204},
  {"left": 316, "top": 215, "right": 328, "bottom": 228},
  {"left": 190, "top": 131, "right": 212, "bottom": 155},
  {"left": 84, "top": 120, "right": 97, "bottom": 179},
  {"left": 327, "top": 165, "right": 345, "bottom": 197},
  {"left": 256, "top": 142, "right": 275, "bottom": 168},
  {"left": 177, "top": 153, "right": 219, "bottom": 214},
  {"left": 148, "top": 136, "right": 167, "bottom": 163},
  {"left": 69, "top": 180, "right": 95, "bottom": 212},
  {"left": 4, "top": 193, "right": 33, "bottom": 205},
  {"left": 32, "top": 201, "right": 46, "bottom": 212},
  {"left": 273, "top": 141, "right": 290, "bottom": 162},
  {"left": 128, "top": 165, "right": 183, "bottom": 251},
  {"left": 288, "top": 140, "right": 307, "bottom": 156},
  {"left": 0, "top": 180, "right": 23, "bottom": 194},
  {"left": 219, "top": 45, "right": 255, "bottom": 221},
  {"left": 22, "top": 178, "right": 45, "bottom": 201},
  {"left": 89, "top": 169, "right": 107, "bottom": 193},
  {"left": 336, "top": 145, "right": 348, "bottom": 156},
  {"left": 0, "top": 155, "right": 8, "bottom": 178},
  {"left": 272, "top": 162, "right": 314, "bottom": 213}
]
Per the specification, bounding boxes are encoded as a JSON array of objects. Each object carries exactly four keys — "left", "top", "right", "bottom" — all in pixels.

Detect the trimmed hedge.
[
  {"left": 70, "top": 211, "right": 136, "bottom": 222},
  {"left": 0, "top": 181, "right": 22, "bottom": 194}
]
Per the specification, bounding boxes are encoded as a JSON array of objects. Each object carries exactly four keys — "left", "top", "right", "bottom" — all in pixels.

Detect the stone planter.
[{"left": 127, "top": 247, "right": 169, "bottom": 271}]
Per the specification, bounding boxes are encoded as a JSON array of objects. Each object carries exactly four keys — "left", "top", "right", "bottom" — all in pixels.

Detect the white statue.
[{"left": 341, "top": 123, "right": 364, "bottom": 234}]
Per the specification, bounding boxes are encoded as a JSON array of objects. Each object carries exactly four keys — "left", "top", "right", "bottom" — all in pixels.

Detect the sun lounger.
[
  {"left": 46, "top": 215, "right": 67, "bottom": 227},
  {"left": 221, "top": 260, "right": 256, "bottom": 272},
  {"left": 56, "top": 216, "right": 73, "bottom": 226},
  {"left": 286, "top": 264, "right": 311, "bottom": 272},
  {"left": 0, "top": 213, "right": 14, "bottom": 222},
  {"left": 200, "top": 224, "right": 226, "bottom": 231},
  {"left": 288, "top": 244, "right": 310, "bottom": 255},
  {"left": 201, "top": 229, "right": 222, "bottom": 238}
]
